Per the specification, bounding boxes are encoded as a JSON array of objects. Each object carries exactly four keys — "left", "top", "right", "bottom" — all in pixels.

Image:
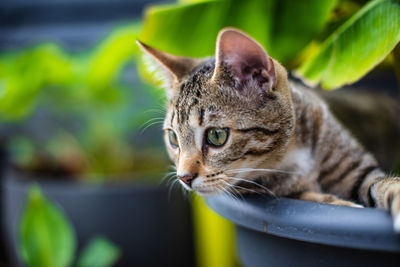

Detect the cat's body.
[
  {"left": 138, "top": 28, "right": 400, "bottom": 231},
  {"left": 251, "top": 80, "right": 383, "bottom": 205}
]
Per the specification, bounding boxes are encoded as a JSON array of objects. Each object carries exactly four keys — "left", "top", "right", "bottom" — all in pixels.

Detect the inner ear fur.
[{"left": 212, "top": 28, "right": 276, "bottom": 92}]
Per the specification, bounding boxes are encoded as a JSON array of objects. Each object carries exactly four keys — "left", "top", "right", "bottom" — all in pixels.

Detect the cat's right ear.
[
  {"left": 137, "top": 40, "right": 200, "bottom": 95},
  {"left": 211, "top": 28, "right": 276, "bottom": 93}
]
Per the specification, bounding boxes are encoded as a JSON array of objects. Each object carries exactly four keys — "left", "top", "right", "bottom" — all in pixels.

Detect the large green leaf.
[
  {"left": 19, "top": 185, "right": 76, "bottom": 267},
  {"left": 76, "top": 237, "right": 121, "bottom": 267},
  {"left": 296, "top": 0, "right": 400, "bottom": 89},
  {"left": 139, "top": 0, "right": 336, "bottom": 64}
]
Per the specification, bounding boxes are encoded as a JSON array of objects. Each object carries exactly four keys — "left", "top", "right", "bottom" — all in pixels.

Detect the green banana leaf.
[
  {"left": 296, "top": 0, "right": 400, "bottom": 89},
  {"left": 139, "top": 0, "right": 336, "bottom": 64},
  {"left": 19, "top": 185, "right": 76, "bottom": 267}
]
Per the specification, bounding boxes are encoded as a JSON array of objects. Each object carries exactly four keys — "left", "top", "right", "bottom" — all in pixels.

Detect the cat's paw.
[
  {"left": 298, "top": 191, "right": 363, "bottom": 208},
  {"left": 331, "top": 200, "right": 363, "bottom": 208},
  {"left": 350, "top": 203, "right": 364, "bottom": 208},
  {"left": 386, "top": 184, "right": 400, "bottom": 232},
  {"left": 394, "top": 212, "right": 400, "bottom": 232},
  {"left": 370, "top": 177, "right": 400, "bottom": 232},
  {"left": 389, "top": 192, "right": 400, "bottom": 232}
]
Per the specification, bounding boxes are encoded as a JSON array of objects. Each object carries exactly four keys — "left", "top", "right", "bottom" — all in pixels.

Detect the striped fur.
[{"left": 138, "top": 28, "right": 400, "bottom": 231}]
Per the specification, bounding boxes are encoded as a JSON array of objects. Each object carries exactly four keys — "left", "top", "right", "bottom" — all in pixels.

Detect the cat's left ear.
[
  {"left": 212, "top": 28, "right": 276, "bottom": 92},
  {"left": 137, "top": 40, "right": 200, "bottom": 87}
]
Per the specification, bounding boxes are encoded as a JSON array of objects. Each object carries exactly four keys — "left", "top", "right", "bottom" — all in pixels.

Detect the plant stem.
[{"left": 393, "top": 42, "right": 400, "bottom": 94}]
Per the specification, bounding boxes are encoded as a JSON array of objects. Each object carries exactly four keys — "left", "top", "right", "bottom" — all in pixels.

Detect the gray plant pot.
[
  {"left": 2, "top": 170, "right": 195, "bottom": 267},
  {"left": 207, "top": 194, "right": 400, "bottom": 267},
  {"left": 0, "top": 144, "right": 8, "bottom": 265}
]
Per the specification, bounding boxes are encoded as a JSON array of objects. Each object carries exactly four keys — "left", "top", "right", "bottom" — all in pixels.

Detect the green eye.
[
  {"left": 206, "top": 128, "right": 229, "bottom": 147},
  {"left": 168, "top": 130, "right": 179, "bottom": 148}
]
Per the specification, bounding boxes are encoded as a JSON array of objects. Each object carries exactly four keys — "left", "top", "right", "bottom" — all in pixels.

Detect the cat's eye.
[
  {"left": 168, "top": 130, "right": 179, "bottom": 148},
  {"left": 206, "top": 128, "right": 229, "bottom": 147}
]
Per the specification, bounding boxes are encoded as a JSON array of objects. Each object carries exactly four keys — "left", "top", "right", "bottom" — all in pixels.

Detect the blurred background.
[{"left": 0, "top": 0, "right": 399, "bottom": 266}]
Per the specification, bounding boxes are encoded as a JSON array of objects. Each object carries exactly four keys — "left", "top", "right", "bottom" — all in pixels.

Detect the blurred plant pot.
[
  {"left": 0, "top": 143, "right": 5, "bottom": 175},
  {"left": 207, "top": 194, "right": 400, "bottom": 267},
  {"left": 3, "top": 169, "right": 195, "bottom": 267}
]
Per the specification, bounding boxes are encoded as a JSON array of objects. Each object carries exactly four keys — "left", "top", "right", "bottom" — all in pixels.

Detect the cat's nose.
[{"left": 178, "top": 173, "right": 198, "bottom": 187}]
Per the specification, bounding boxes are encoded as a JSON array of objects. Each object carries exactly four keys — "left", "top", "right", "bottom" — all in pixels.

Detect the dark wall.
[{"left": 0, "top": 0, "right": 171, "bottom": 52}]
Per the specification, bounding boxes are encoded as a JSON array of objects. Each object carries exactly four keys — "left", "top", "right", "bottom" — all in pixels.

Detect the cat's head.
[{"left": 138, "top": 28, "right": 295, "bottom": 195}]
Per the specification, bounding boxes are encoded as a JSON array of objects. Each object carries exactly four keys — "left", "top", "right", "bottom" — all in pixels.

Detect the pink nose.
[{"left": 178, "top": 174, "right": 198, "bottom": 187}]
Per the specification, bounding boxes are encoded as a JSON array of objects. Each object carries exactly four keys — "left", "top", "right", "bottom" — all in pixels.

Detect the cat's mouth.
[
  {"left": 186, "top": 172, "right": 273, "bottom": 196},
  {"left": 177, "top": 178, "right": 224, "bottom": 195},
  {"left": 191, "top": 180, "right": 224, "bottom": 196},
  {"left": 177, "top": 169, "right": 270, "bottom": 196},
  {"left": 188, "top": 176, "right": 229, "bottom": 196},
  {"left": 189, "top": 174, "right": 252, "bottom": 196}
]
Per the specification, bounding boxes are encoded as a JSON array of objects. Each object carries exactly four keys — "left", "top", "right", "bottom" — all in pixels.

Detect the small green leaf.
[
  {"left": 19, "top": 185, "right": 76, "bottom": 267},
  {"left": 76, "top": 237, "right": 121, "bottom": 267},
  {"left": 296, "top": 0, "right": 400, "bottom": 89}
]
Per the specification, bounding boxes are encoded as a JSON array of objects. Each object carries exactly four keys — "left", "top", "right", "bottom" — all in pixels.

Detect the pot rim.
[{"left": 206, "top": 194, "right": 400, "bottom": 252}]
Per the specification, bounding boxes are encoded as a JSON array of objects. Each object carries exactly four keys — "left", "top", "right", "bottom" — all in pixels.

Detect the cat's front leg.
[
  {"left": 297, "top": 191, "right": 363, "bottom": 208},
  {"left": 370, "top": 177, "right": 400, "bottom": 232}
]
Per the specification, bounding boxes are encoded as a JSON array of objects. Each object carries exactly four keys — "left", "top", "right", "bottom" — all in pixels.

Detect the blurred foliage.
[
  {"left": 20, "top": 185, "right": 76, "bottom": 267},
  {"left": 20, "top": 185, "right": 120, "bottom": 267},
  {"left": 140, "top": 0, "right": 400, "bottom": 89},
  {"left": 0, "top": 44, "right": 72, "bottom": 119},
  {"left": 0, "top": 22, "right": 170, "bottom": 181},
  {"left": 297, "top": 0, "right": 400, "bottom": 88},
  {"left": 0, "top": 22, "right": 142, "bottom": 120},
  {"left": 76, "top": 237, "right": 121, "bottom": 267},
  {"left": 140, "top": 0, "right": 336, "bottom": 64}
]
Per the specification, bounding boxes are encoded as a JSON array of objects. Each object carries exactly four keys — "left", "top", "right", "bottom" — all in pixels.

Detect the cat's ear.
[
  {"left": 212, "top": 28, "right": 276, "bottom": 92},
  {"left": 137, "top": 40, "right": 199, "bottom": 86}
]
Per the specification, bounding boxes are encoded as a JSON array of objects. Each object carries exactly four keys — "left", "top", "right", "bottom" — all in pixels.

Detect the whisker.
[
  {"left": 140, "top": 117, "right": 164, "bottom": 129},
  {"left": 230, "top": 183, "right": 263, "bottom": 196},
  {"left": 179, "top": 182, "right": 192, "bottom": 202},
  {"left": 144, "top": 109, "right": 166, "bottom": 115},
  {"left": 221, "top": 180, "right": 244, "bottom": 201},
  {"left": 225, "top": 168, "right": 297, "bottom": 175},
  {"left": 160, "top": 171, "right": 177, "bottom": 185},
  {"left": 225, "top": 176, "right": 276, "bottom": 198},
  {"left": 168, "top": 179, "right": 179, "bottom": 201},
  {"left": 140, "top": 120, "right": 164, "bottom": 134},
  {"left": 219, "top": 183, "right": 243, "bottom": 206},
  {"left": 140, "top": 117, "right": 164, "bottom": 126},
  {"left": 166, "top": 176, "right": 178, "bottom": 187},
  {"left": 217, "top": 184, "right": 236, "bottom": 201}
]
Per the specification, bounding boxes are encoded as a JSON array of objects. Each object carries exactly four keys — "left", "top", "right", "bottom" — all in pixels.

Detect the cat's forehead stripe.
[
  {"left": 176, "top": 87, "right": 203, "bottom": 125},
  {"left": 199, "top": 108, "right": 204, "bottom": 126},
  {"left": 170, "top": 110, "right": 175, "bottom": 126},
  {"left": 173, "top": 60, "right": 215, "bottom": 125}
]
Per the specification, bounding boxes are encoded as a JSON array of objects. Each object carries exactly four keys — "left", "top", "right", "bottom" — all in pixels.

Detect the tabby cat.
[{"left": 138, "top": 28, "right": 400, "bottom": 231}]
